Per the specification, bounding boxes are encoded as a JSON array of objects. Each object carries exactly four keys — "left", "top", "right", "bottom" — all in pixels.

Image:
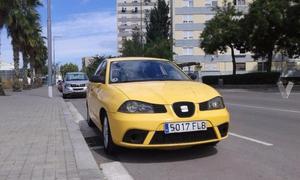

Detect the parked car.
[
  {"left": 86, "top": 57, "right": 230, "bottom": 154},
  {"left": 62, "top": 72, "right": 89, "bottom": 98},
  {"left": 281, "top": 69, "right": 300, "bottom": 85}
]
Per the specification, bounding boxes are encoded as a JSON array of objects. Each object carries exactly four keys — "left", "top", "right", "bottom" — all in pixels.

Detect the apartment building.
[
  {"left": 172, "top": 0, "right": 256, "bottom": 75},
  {"left": 117, "top": 0, "right": 161, "bottom": 52}
]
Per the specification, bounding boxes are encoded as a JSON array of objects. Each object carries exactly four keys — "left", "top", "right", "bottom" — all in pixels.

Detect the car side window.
[
  {"left": 99, "top": 61, "right": 107, "bottom": 82},
  {"left": 94, "top": 61, "right": 107, "bottom": 83},
  {"left": 95, "top": 61, "right": 104, "bottom": 76}
]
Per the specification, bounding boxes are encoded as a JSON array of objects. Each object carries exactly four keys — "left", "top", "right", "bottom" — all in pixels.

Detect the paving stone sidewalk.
[{"left": 0, "top": 87, "right": 103, "bottom": 180}]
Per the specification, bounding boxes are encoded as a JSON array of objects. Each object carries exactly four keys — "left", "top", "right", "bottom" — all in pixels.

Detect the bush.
[
  {"left": 202, "top": 72, "right": 281, "bottom": 85},
  {"left": 0, "top": 79, "right": 5, "bottom": 96}
]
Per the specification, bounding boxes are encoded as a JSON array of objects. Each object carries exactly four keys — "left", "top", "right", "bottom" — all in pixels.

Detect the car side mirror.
[
  {"left": 90, "top": 75, "right": 104, "bottom": 83},
  {"left": 188, "top": 73, "right": 197, "bottom": 81}
]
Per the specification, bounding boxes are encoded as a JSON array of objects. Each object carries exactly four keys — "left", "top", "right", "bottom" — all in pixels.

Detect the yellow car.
[{"left": 86, "top": 57, "right": 229, "bottom": 154}]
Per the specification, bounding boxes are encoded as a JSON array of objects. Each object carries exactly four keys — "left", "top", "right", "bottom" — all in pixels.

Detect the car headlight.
[
  {"left": 200, "top": 96, "right": 225, "bottom": 111},
  {"left": 65, "top": 84, "right": 71, "bottom": 88},
  {"left": 118, "top": 100, "right": 167, "bottom": 113}
]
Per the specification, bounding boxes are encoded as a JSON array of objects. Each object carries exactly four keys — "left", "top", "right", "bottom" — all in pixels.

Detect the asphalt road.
[{"left": 62, "top": 88, "right": 300, "bottom": 180}]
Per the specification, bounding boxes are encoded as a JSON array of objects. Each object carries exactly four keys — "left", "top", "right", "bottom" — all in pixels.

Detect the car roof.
[{"left": 106, "top": 57, "right": 169, "bottom": 62}]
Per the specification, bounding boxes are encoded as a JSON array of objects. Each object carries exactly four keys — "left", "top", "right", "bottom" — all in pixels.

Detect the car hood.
[{"left": 112, "top": 81, "right": 220, "bottom": 104}]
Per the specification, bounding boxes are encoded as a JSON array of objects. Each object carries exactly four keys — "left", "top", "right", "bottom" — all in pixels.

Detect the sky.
[{"left": 0, "top": 0, "right": 117, "bottom": 69}]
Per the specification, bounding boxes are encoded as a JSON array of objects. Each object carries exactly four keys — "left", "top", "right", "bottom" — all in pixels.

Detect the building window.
[
  {"left": 183, "top": 31, "right": 193, "bottom": 39},
  {"left": 239, "top": 47, "right": 246, "bottom": 54},
  {"left": 183, "top": 15, "right": 193, "bottom": 23},
  {"left": 233, "top": 0, "right": 246, "bottom": 6},
  {"left": 183, "top": 47, "right": 193, "bottom": 55},
  {"left": 183, "top": 0, "right": 193, "bottom": 7},
  {"left": 205, "top": 0, "right": 218, "bottom": 6},
  {"left": 132, "top": 7, "right": 138, "bottom": 13},
  {"left": 121, "top": 7, "right": 126, "bottom": 13},
  {"left": 236, "top": 63, "right": 246, "bottom": 71}
]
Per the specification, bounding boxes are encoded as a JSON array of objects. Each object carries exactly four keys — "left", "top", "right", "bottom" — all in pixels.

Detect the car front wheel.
[
  {"left": 102, "top": 114, "right": 116, "bottom": 155},
  {"left": 86, "top": 104, "right": 95, "bottom": 127}
]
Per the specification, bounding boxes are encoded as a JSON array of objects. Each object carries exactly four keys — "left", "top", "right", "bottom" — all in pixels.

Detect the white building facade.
[
  {"left": 172, "top": 0, "right": 256, "bottom": 75},
  {"left": 117, "top": 0, "right": 160, "bottom": 52}
]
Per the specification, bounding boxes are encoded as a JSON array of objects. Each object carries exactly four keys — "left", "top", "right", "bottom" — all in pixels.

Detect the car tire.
[
  {"left": 62, "top": 94, "right": 67, "bottom": 99},
  {"left": 86, "top": 104, "right": 95, "bottom": 127},
  {"left": 102, "top": 113, "right": 116, "bottom": 155}
]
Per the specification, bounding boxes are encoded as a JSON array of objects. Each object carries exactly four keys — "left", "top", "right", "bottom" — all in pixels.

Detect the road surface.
[{"left": 62, "top": 88, "right": 300, "bottom": 180}]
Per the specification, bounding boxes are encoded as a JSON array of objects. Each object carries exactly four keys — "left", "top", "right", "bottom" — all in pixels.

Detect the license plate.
[{"left": 164, "top": 121, "right": 207, "bottom": 134}]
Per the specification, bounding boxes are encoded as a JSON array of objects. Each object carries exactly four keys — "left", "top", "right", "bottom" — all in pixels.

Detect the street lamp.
[
  {"left": 47, "top": 0, "right": 53, "bottom": 98},
  {"left": 53, "top": 36, "right": 62, "bottom": 85}
]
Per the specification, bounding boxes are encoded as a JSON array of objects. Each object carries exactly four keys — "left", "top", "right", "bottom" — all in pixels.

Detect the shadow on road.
[{"left": 112, "top": 145, "right": 218, "bottom": 163}]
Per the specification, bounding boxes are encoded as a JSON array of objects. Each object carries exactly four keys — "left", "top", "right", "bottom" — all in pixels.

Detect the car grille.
[
  {"left": 149, "top": 127, "right": 217, "bottom": 144},
  {"left": 172, "top": 102, "right": 195, "bottom": 118},
  {"left": 71, "top": 84, "right": 85, "bottom": 87}
]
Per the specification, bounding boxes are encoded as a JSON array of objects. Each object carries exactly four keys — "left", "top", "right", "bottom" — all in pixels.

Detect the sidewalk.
[{"left": 0, "top": 87, "right": 103, "bottom": 180}]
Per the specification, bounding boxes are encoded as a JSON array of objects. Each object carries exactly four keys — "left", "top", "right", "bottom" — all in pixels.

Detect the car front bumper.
[
  {"left": 107, "top": 107, "right": 230, "bottom": 149},
  {"left": 64, "top": 87, "right": 87, "bottom": 95}
]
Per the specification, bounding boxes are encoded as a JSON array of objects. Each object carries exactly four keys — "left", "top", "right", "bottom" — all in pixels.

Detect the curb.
[{"left": 59, "top": 98, "right": 105, "bottom": 180}]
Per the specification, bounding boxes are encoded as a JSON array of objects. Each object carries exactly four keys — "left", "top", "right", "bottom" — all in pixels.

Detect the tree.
[
  {"left": 146, "top": 0, "right": 170, "bottom": 42},
  {"left": 84, "top": 56, "right": 106, "bottom": 79},
  {"left": 60, "top": 63, "right": 79, "bottom": 78},
  {"left": 200, "top": 1, "right": 243, "bottom": 75},
  {"left": 0, "top": 77, "right": 5, "bottom": 96},
  {"left": 121, "top": 28, "right": 144, "bottom": 57},
  {"left": 144, "top": 39, "right": 173, "bottom": 60},
  {"left": 0, "top": 0, "right": 44, "bottom": 91},
  {"left": 278, "top": 0, "right": 300, "bottom": 58},
  {"left": 243, "top": 0, "right": 290, "bottom": 72},
  {"left": 20, "top": 7, "right": 43, "bottom": 88},
  {"left": 145, "top": 0, "right": 173, "bottom": 60},
  {"left": 121, "top": 0, "right": 173, "bottom": 60}
]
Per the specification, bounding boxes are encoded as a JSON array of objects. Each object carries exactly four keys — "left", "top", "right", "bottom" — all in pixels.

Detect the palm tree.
[
  {"left": 0, "top": 0, "right": 12, "bottom": 94},
  {"left": 1, "top": 1, "right": 25, "bottom": 91},
  {"left": 0, "top": 0, "right": 43, "bottom": 91},
  {"left": 20, "top": 8, "right": 42, "bottom": 88}
]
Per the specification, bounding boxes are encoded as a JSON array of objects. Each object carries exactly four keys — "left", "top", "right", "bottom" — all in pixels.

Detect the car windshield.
[
  {"left": 109, "top": 60, "right": 190, "bottom": 83},
  {"left": 65, "top": 73, "right": 88, "bottom": 81}
]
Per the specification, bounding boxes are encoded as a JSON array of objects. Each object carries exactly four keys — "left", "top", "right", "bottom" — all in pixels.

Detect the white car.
[{"left": 62, "top": 72, "right": 89, "bottom": 98}]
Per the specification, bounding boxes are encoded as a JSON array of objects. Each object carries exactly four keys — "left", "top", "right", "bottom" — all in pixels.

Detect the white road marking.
[
  {"left": 226, "top": 103, "right": 300, "bottom": 114},
  {"left": 90, "top": 146, "right": 104, "bottom": 150},
  {"left": 229, "top": 132, "right": 273, "bottom": 146},
  {"left": 66, "top": 102, "right": 86, "bottom": 123},
  {"left": 101, "top": 162, "right": 134, "bottom": 180}
]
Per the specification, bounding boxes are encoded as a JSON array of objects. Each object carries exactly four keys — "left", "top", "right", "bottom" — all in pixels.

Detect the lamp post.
[
  {"left": 53, "top": 36, "right": 62, "bottom": 85},
  {"left": 47, "top": 0, "right": 53, "bottom": 98}
]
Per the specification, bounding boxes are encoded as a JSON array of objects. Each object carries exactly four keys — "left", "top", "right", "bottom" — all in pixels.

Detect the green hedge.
[{"left": 202, "top": 72, "right": 281, "bottom": 85}]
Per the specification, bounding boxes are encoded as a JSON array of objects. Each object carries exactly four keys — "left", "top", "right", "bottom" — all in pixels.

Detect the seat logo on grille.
[{"left": 180, "top": 105, "right": 189, "bottom": 112}]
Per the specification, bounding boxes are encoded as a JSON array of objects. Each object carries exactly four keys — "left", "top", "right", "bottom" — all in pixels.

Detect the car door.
[{"left": 88, "top": 61, "right": 107, "bottom": 127}]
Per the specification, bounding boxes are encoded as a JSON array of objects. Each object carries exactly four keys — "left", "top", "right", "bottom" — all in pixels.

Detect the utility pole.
[
  {"left": 170, "top": 0, "right": 173, "bottom": 60},
  {"left": 53, "top": 36, "right": 62, "bottom": 85},
  {"left": 140, "top": 0, "right": 144, "bottom": 52},
  {"left": 47, "top": 0, "right": 53, "bottom": 98}
]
